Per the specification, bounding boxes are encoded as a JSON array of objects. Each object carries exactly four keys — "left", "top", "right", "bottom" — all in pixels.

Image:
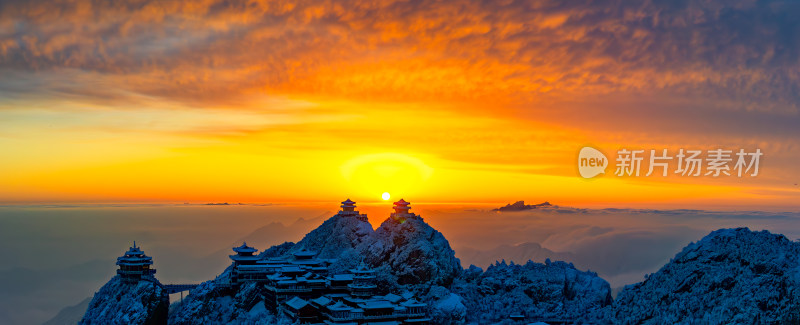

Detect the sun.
[{"left": 381, "top": 192, "right": 391, "bottom": 200}]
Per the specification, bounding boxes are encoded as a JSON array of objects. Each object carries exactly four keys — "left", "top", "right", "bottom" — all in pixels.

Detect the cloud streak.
[{"left": 1, "top": 0, "right": 798, "bottom": 109}]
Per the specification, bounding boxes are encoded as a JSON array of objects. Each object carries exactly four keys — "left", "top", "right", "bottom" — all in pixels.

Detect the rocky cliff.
[
  {"left": 288, "top": 213, "right": 373, "bottom": 259},
  {"left": 168, "top": 270, "right": 281, "bottom": 325},
  {"left": 361, "top": 213, "right": 463, "bottom": 288}
]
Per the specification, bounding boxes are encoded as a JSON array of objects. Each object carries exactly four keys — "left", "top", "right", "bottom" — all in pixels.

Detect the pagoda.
[
  {"left": 337, "top": 198, "right": 369, "bottom": 222},
  {"left": 393, "top": 199, "right": 410, "bottom": 214},
  {"left": 228, "top": 242, "right": 261, "bottom": 287},
  {"left": 391, "top": 199, "right": 418, "bottom": 223},
  {"left": 230, "top": 242, "right": 260, "bottom": 266},
  {"left": 116, "top": 242, "right": 156, "bottom": 282},
  {"left": 347, "top": 264, "right": 377, "bottom": 297}
]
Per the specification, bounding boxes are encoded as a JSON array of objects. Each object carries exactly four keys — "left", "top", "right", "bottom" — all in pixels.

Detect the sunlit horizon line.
[{"left": 0, "top": 200, "right": 797, "bottom": 213}]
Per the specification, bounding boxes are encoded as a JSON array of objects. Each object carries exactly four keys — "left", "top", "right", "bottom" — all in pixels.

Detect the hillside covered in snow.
[
  {"left": 168, "top": 273, "right": 280, "bottom": 325},
  {"left": 612, "top": 228, "right": 800, "bottom": 323},
  {"left": 80, "top": 276, "right": 168, "bottom": 325},
  {"left": 454, "top": 260, "right": 612, "bottom": 323}
]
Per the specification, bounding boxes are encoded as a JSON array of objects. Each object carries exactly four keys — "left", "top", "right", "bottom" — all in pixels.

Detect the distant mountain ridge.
[
  {"left": 43, "top": 297, "right": 90, "bottom": 325},
  {"left": 457, "top": 242, "right": 577, "bottom": 270},
  {"left": 493, "top": 200, "right": 552, "bottom": 212}
]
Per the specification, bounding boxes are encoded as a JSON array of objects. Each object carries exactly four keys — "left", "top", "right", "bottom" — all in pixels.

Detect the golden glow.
[
  {"left": 341, "top": 153, "right": 433, "bottom": 201},
  {"left": 382, "top": 192, "right": 391, "bottom": 201},
  {"left": 0, "top": 99, "right": 796, "bottom": 207}
]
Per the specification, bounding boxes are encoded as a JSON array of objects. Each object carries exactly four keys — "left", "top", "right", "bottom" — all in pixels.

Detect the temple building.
[
  {"left": 337, "top": 198, "right": 369, "bottom": 222},
  {"left": 223, "top": 200, "right": 431, "bottom": 324},
  {"left": 393, "top": 199, "right": 410, "bottom": 214},
  {"left": 283, "top": 297, "right": 320, "bottom": 323},
  {"left": 230, "top": 242, "right": 260, "bottom": 265},
  {"left": 228, "top": 242, "right": 261, "bottom": 286},
  {"left": 347, "top": 264, "right": 377, "bottom": 298},
  {"left": 229, "top": 243, "right": 333, "bottom": 287},
  {"left": 276, "top": 264, "right": 431, "bottom": 324},
  {"left": 391, "top": 199, "right": 420, "bottom": 223},
  {"left": 264, "top": 266, "right": 329, "bottom": 309},
  {"left": 116, "top": 242, "right": 156, "bottom": 282}
]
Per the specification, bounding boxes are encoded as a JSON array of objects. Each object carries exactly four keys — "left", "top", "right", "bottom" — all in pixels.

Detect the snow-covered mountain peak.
[
  {"left": 613, "top": 227, "right": 800, "bottom": 323},
  {"left": 287, "top": 213, "right": 374, "bottom": 259},
  {"left": 362, "top": 209, "right": 463, "bottom": 288}
]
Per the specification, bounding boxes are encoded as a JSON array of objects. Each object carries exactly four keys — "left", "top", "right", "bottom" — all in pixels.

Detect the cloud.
[{"left": 0, "top": 0, "right": 798, "bottom": 110}]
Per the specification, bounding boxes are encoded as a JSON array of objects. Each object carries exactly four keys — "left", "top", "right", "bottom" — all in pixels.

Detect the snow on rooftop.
[
  {"left": 284, "top": 296, "right": 308, "bottom": 310},
  {"left": 358, "top": 300, "right": 394, "bottom": 309}
]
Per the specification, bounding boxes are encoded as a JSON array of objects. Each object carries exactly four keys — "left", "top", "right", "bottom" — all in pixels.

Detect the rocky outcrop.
[
  {"left": 80, "top": 277, "right": 168, "bottom": 325},
  {"left": 288, "top": 213, "right": 373, "bottom": 259},
  {"left": 168, "top": 271, "right": 281, "bottom": 325},
  {"left": 362, "top": 213, "right": 462, "bottom": 288}
]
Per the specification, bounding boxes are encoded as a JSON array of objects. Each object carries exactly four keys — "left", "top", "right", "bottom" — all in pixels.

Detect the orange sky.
[{"left": 0, "top": 0, "right": 798, "bottom": 207}]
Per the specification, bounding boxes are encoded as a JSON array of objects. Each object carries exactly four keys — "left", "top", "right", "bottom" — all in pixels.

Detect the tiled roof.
[{"left": 285, "top": 296, "right": 308, "bottom": 310}]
